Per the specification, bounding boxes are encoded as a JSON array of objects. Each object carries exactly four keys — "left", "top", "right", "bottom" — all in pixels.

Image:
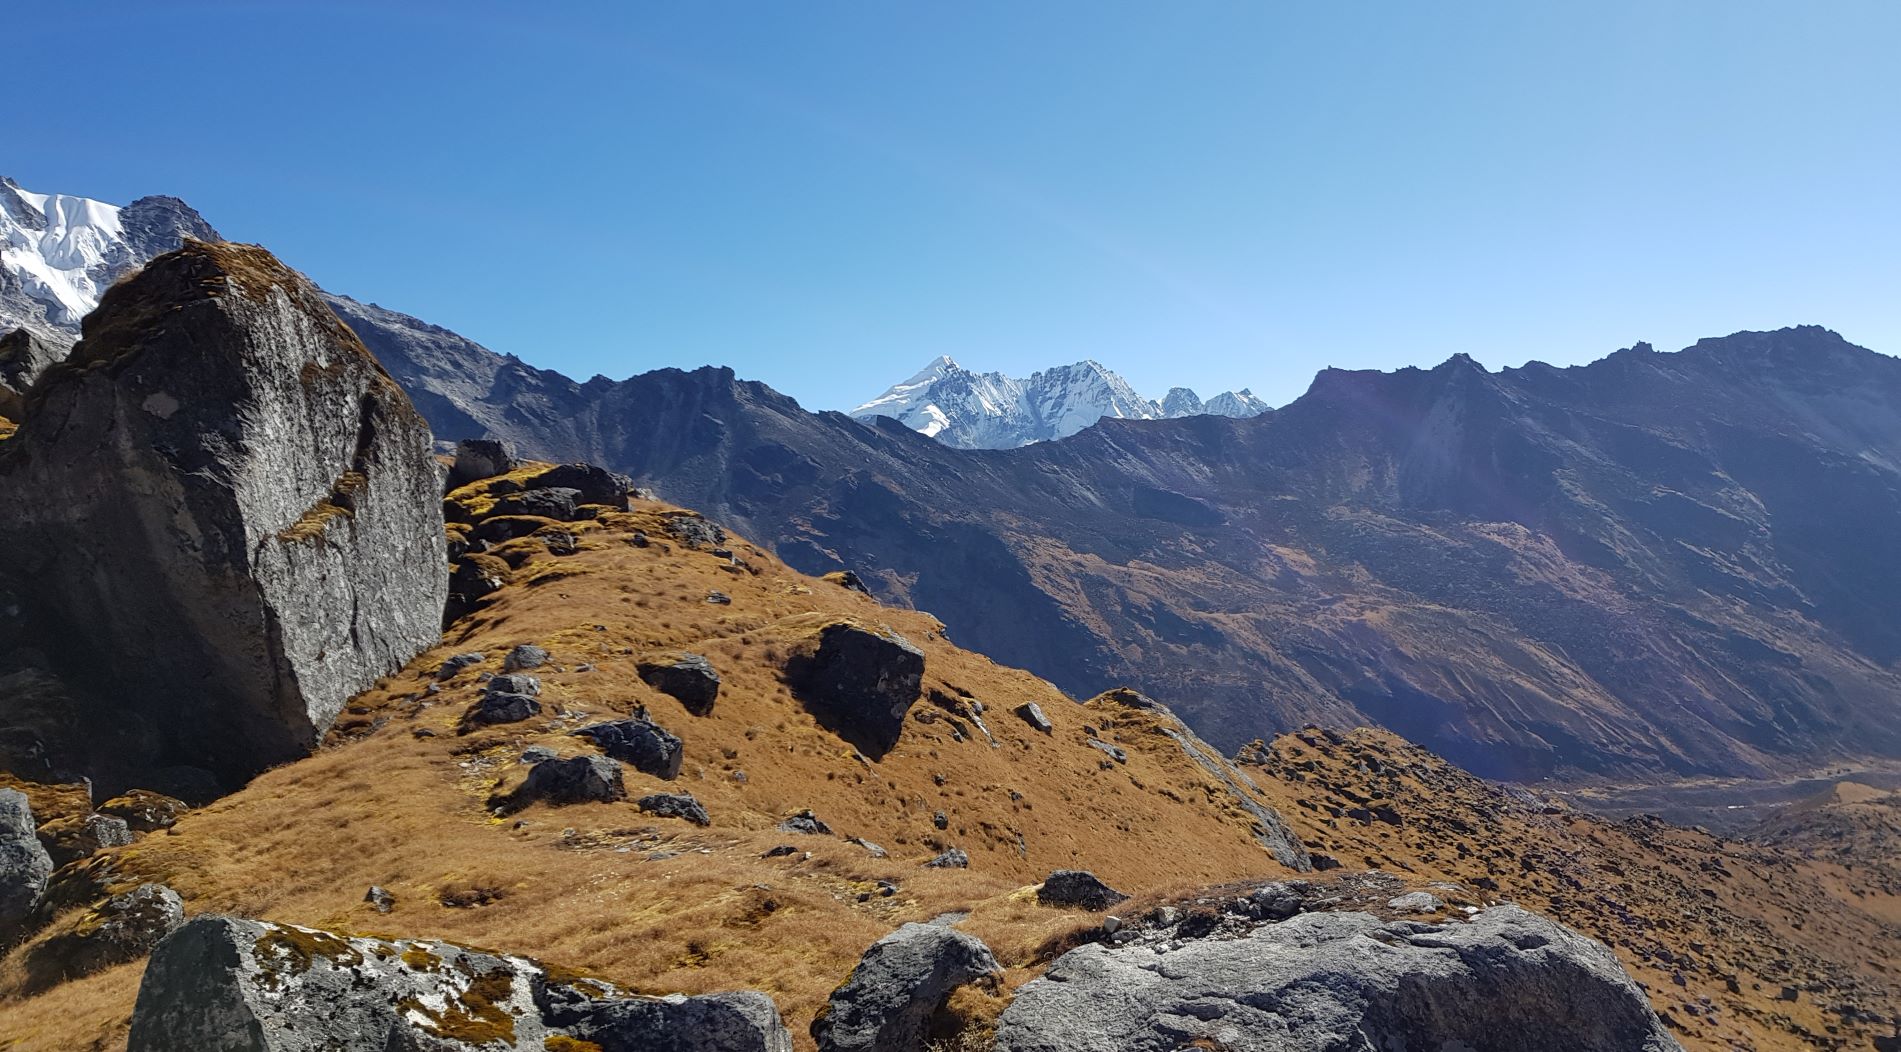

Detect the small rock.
[
  {"left": 447, "top": 438, "right": 516, "bottom": 488},
  {"left": 364, "top": 886, "right": 395, "bottom": 913},
  {"left": 1388, "top": 891, "right": 1444, "bottom": 914},
  {"left": 521, "top": 745, "right": 559, "bottom": 764},
  {"left": 762, "top": 845, "right": 801, "bottom": 859},
  {"left": 823, "top": 569, "right": 873, "bottom": 595},
  {"left": 513, "top": 756, "right": 626, "bottom": 807},
  {"left": 1037, "top": 870, "right": 1129, "bottom": 912},
  {"left": 639, "top": 792, "right": 711, "bottom": 826},
  {"left": 1013, "top": 702, "right": 1054, "bottom": 733},
  {"left": 503, "top": 644, "right": 550, "bottom": 672},
  {"left": 706, "top": 591, "right": 733, "bottom": 605},
  {"left": 575, "top": 716, "right": 685, "bottom": 780},
  {"left": 1248, "top": 881, "right": 1305, "bottom": 921},
  {"left": 97, "top": 790, "right": 189, "bottom": 832},
  {"left": 848, "top": 837, "right": 889, "bottom": 859},
  {"left": 1087, "top": 738, "right": 1127, "bottom": 763},
  {"left": 637, "top": 652, "right": 722, "bottom": 715},
  {"left": 780, "top": 809, "right": 832, "bottom": 835},
  {"left": 923, "top": 848, "right": 968, "bottom": 869},
  {"left": 435, "top": 652, "right": 485, "bottom": 680},
  {"left": 932, "top": 811, "right": 949, "bottom": 830}
]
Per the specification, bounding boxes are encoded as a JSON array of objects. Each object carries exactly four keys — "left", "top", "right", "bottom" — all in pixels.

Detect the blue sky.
[{"left": 13, "top": 2, "right": 1898, "bottom": 409}]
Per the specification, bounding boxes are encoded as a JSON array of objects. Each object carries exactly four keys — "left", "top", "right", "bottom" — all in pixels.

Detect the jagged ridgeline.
[{"left": 0, "top": 241, "right": 446, "bottom": 796}]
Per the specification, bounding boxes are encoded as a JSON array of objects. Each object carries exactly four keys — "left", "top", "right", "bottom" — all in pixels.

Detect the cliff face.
[{"left": 0, "top": 242, "right": 446, "bottom": 791}]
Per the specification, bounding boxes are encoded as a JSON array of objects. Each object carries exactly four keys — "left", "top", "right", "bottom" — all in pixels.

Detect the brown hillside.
[
  {"left": 0, "top": 474, "right": 1306, "bottom": 1050},
  {"left": 1239, "top": 728, "right": 1901, "bottom": 1051},
  {"left": 3, "top": 470, "right": 1892, "bottom": 1052}
]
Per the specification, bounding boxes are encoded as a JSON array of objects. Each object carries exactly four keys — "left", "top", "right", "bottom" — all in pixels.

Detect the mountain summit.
[
  {"left": 0, "top": 177, "right": 219, "bottom": 344},
  {"left": 851, "top": 356, "right": 1269, "bottom": 448}
]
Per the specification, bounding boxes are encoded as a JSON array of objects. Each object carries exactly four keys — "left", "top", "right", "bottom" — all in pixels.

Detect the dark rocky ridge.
[
  {"left": 333, "top": 321, "right": 1901, "bottom": 782},
  {"left": 0, "top": 242, "right": 447, "bottom": 793},
  {"left": 12, "top": 202, "right": 1901, "bottom": 782}
]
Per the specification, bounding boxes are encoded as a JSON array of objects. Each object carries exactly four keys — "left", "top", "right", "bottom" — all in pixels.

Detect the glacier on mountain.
[
  {"left": 851, "top": 356, "right": 1270, "bottom": 449},
  {"left": 0, "top": 177, "right": 220, "bottom": 345}
]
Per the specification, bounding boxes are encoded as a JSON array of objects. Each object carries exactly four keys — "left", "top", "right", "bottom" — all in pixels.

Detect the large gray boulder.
[
  {"left": 128, "top": 915, "right": 794, "bottom": 1052},
  {"left": 994, "top": 905, "right": 1683, "bottom": 1052},
  {"left": 0, "top": 788, "right": 53, "bottom": 929},
  {"left": 783, "top": 619, "right": 925, "bottom": 758},
  {"left": 0, "top": 242, "right": 447, "bottom": 789},
  {"left": 814, "top": 922, "right": 1000, "bottom": 1052}
]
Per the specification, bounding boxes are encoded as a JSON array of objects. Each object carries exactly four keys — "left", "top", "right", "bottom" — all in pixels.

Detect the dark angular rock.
[
  {"left": 813, "top": 922, "right": 1000, "bottom": 1052},
  {"left": 638, "top": 791, "right": 710, "bottom": 826},
  {"left": 1036, "top": 870, "right": 1128, "bottom": 911},
  {"left": 436, "top": 651, "right": 486, "bottom": 680},
  {"left": 472, "top": 691, "right": 542, "bottom": 726},
  {"left": 1086, "top": 738, "right": 1127, "bottom": 764},
  {"left": 706, "top": 591, "right": 732, "bottom": 605},
  {"left": 663, "top": 512, "right": 726, "bottom": 549},
  {"left": 525, "top": 463, "right": 633, "bottom": 510},
  {"left": 503, "top": 644, "right": 550, "bottom": 672},
  {"left": 26, "top": 882, "right": 184, "bottom": 989},
  {"left": 575, "top": 717, "right": 684, "bottom": 780},
  {"left": 637, "top": 652, "right": 722, "bottom": 715},
  {"left": 488, "top": 673, "right": 542, "bottom": 697},
  {"left": 1013, "top": 702, "right": 1054, "bottom": 734},
  {"left": 823, "top": 569, "right": 873, "bottom": 595},
  {"left": 97, "top": 790, "right": 188, "bottom": 832},
  {"left": 493, "top": 486, "right": 582, "bottom": 520},
  {"left": 514, "top": 755, "right": 625, "bottom": 807},
  {"left": 779, "top": 809, "right": 832, "bottom": 835},
  {"left": 0, "top": 788, "right": 53, "bottom": 929},
  {"left": 0, "top": 242, "right": 447, "bottom": 789},
  {"left": 364, "top": 885, "right": 395, "bottom": 913},
  {"left": 784, "top": 620, "right": 925, "bottom": 759},
  {"left": 448, "top": 437, "right": 516, "bottom": 489},
  {"left": 923, "top": 848, "right": 968, "bottom": 869},
  {"left": 127, "top": 916, "right": 795, "bottom": 1052}
]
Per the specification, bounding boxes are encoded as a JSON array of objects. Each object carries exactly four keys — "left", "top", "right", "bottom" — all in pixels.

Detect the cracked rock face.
[
  {"left": 994, "top": 905, "right": 1682, "bottom": 1052},
  {"left": 0, "top": 241, "right": 447, "bottom": 790},
  {"left": 129, "top": 915, "right": 794, "bottom": 1052}
]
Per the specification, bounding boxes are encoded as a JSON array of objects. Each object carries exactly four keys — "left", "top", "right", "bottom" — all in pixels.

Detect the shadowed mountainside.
[{"left": 342, "top": 323, "right": 1901, "bottom": 783}]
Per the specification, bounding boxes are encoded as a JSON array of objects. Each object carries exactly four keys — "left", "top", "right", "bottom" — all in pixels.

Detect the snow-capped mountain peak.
[
  {"left": 0, "top": 177, "right": 220, "bottom": 342},
  {"left": 851, "top": 356, "right": 1270, "bottom": 449}
]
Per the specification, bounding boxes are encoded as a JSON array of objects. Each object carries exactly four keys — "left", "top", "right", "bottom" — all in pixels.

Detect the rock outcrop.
[
  {"left": 1036, "top": 870, "right": 1128, "bottom": 911},
  {"left": 128, "top": 916, "right": 794, "bottom": 1052},
  {"left": 0, "top": 788, "right": 52, "bottom": 930},
  {"left": 575, "top": 716, "right": 685, "bottom": 779},
  {"left": 0, "top": 242, "right": 447, "bottom": 790},
  {"left": 782, "top": 618, "right": 925, "bottom": 758},
  {"left": 637, "top": 652, "right": 722, "bottom": 715},
  {"left": 25, "top": 882, "right": 184, "bottom": 989},
  {"left": 0, "top": 327, "right": 61, "bottom": 419},
  {"left": 813, "top": 923, "right": 1000, "bottom": 1052},
  {"left": 994, "top": 904, "right": 1682, "bottom": 1052}
]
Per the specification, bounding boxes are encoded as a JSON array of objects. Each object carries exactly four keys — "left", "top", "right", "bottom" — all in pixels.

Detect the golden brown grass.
[{"left": 0, "top": 495, "right": 1296, "bottom": 1050}]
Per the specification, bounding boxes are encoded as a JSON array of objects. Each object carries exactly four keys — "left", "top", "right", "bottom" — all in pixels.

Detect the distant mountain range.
[
  {"left": 852, "top": 355, "right": 1269, "bottom": 449},
  {"left": 8, "top": 180, "right": 1901, "bottom": 785}
]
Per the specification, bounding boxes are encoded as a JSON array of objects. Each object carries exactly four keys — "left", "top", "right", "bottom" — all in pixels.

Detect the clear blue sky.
[{"left": 12, "top": 2, "right": 1898, "bottom": 409}]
